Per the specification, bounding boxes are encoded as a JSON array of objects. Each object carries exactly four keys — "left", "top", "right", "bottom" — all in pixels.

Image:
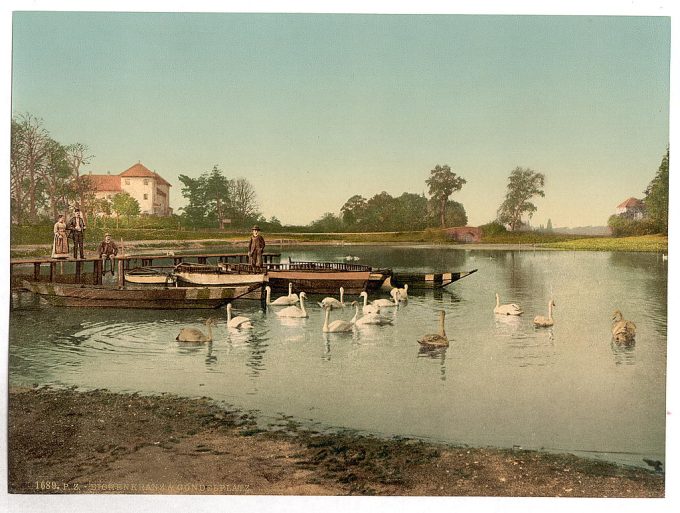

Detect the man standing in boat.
[
  {"left": 67, "top": 207, "right": 86, "bottom": 259},
  {"left": 248, "top": 225, "right": 266, "bottom": 270},
  {"left": 98, "top": 233, "right": 119, "bottom": 275}
]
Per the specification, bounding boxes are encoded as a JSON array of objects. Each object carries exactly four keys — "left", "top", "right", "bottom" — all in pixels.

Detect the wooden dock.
[{"left": 10, "top": 252, "right": 281, "bottom": 289}]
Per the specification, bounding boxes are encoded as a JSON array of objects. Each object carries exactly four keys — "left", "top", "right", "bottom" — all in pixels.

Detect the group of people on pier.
[{"left": 51, "top": 208, "right": 266, "bottom": 274}]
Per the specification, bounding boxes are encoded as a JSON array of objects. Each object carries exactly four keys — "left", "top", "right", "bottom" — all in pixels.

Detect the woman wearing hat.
[{"left": 248, "top": 225, "right": 265, "bottom": 269}]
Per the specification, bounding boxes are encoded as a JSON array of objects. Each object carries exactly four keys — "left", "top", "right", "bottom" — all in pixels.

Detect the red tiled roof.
[
  {"left": 119, "top": 163, "right": 171, "bottom": 187},
  {"left": 617, "top": 197, "right": 644, "bottom": 209},
  {"left": 87, "top": 174, "right": 122, "bottom": 192}
]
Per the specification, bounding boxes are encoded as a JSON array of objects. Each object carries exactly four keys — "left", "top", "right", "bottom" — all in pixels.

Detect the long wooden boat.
[
  {"left": 265, "top": 261, "right": 373, "bottom": 295},
  {"left": 125, "top": 266, "right": 175, "bottom": 285},
  {"left": 22, "top": 280, "right": 262, "bottom": 309},
  {"left": 380, "top": 269, "right": 478, "bottom": 290},
  {"left": 173, "top": 262, "right": 266, "bottom": 286}
]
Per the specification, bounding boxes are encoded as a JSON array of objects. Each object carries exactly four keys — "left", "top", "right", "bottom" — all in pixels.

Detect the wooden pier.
[{"left": 10, "top": 252, "right": 281, "bottom": 289}]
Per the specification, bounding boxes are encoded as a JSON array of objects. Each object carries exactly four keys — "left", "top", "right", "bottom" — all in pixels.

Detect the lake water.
[{"left": 8, "top": 245, "right": 668, "bottom": 469}]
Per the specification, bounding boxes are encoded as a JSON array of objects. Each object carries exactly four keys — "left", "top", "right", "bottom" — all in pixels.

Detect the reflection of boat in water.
[
  {"left": 22, "top": 280, "right": 261, "bottom": 309},
  {"left": 173, "top": 263, "right": 266, "bottom": 287},
  {"left": 381, "top": 269, "right": 478, "bottom": 290}
]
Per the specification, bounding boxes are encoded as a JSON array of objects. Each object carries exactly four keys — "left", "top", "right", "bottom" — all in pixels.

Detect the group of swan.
[{"left": 494, "top": 293, "right": 555, "bottom": 327}]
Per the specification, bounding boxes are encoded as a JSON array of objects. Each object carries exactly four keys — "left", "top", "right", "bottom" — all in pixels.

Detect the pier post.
[
  {"left": 75, "top": 260, "right": 82, "bottom": 283},
  {"left": 49, "top": 262, "right": 56, "bottom": 282},
  {"left": 33, "top": 263, "right": 41, "bottom": 281},
  {"left": 117, "top": 259, "right": 124, "bottom": 288},
  {"left": 94, "top": 260, "right": 102, "bottom": 285}
]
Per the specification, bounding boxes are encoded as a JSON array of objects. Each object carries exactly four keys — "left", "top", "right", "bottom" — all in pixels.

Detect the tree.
[
  {"left": 178, "top": 174, "right": 209, "bottom": 225},
  {"left": 230, "top": 177, "right": 260, "bottom": 226},
  {"left": 340, "top": 195, "right": 368, "bottom": 228},
  {"left": 496, "top": 167, "right": 545, "bottom": 231},
  {"left": 39, "top": 139, "right": 72, "bottom": 220},
  {"left": 204, "top": 166, "right": 231, "bottom": 229},
  {"left": 425, "top": 164, "right": 466, "bottom": 228},
  {"left": 310, "top": 212, "right": 343, "bottom": 232},
  {"left": 644, "top": 148, "right": 669, "bottom": 234},
  {"left": 546, "top": 218, "right": 553, "bottom": 233},
  {"left": 364, "top": 191, "right": 399, "bottom": 231},
  {"left": 111, "top": 192, "right": 141, "bottom": 227},
  {"left": 65, "top": 142, "right": 94, "bottom": 212}
]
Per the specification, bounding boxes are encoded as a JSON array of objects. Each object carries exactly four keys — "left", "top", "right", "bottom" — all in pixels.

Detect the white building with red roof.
[
  {"left": 615, "top": 197, "right": 645, "bottom": 220},
  {"left": 88, "top": 162, "right": 173, "bottom": 216}
]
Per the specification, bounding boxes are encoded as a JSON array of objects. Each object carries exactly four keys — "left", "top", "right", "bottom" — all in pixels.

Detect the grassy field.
[{"left": 10, "top": 225, "right": 667, "bottom": 255}]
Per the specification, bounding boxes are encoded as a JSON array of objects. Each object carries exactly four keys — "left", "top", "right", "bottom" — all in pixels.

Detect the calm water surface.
[{"left": 9, "top": 245, "right": 668, "bottom": 468}]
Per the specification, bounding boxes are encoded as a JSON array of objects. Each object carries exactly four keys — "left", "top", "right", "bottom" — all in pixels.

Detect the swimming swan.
[
  {"left": 394, "top": 284, "right": 408, "bottom": 301},
  {"left": 226, "top": 303, "right": 252, "bottom": 329},
  {"left": 322, "top": 304, "right": 354, "bottom": 333},
  {"left": 611, "top": 310, "right": 636, "bottom": 344},
  {"left": 350, "top": 301, "right": 393, "bottom": 326},
  {"left": 275, "top": 291, "right": 308, "bottom": 318},
  {"left": 533, "top": 299, "right": 556, "bottom": 327},
  {"left": 417, "top": 310, "right": 448, "bottom": 347},
  {"left": 359, "top": 291, "right": 381, "bottom": 314},
  {"left": 494, "top": 293, "right": 523, "bottom": 316},
  {"left": 319, "top": 287, "right": 345, "bottom": 309},
  {"left": 372, "top": 288, "right": 399, "bottom": 309},
  {"left": 176, "top": 318, "right": 216, "bottom": 343},
  {"left": 267, "top": 283, "right": 299, "bottom": 306}
]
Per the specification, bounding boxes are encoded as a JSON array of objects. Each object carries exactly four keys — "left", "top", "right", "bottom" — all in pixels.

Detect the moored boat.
[
  {"left": 125, "top": 266, "right": 176, "bottom": 285},
  {"left": 22, "top": 280, "right": 262, "bottom": 309},
  {"left": 266, "top": 261, "right": 373, "bottom": 295},
  {"left": 173, "top": 262, "right": 265, "bottom": 287},
  {"left": 381, "top": 269, "right": 478, "bottom": 290}
]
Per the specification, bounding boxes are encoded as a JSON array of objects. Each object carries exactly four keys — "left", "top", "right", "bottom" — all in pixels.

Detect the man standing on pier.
[
  {"left": 248, "top": 225, "right": 265, "bottom": 269},
  {"left": 68, "top": 208, "right": 86, "bottom": 259}
]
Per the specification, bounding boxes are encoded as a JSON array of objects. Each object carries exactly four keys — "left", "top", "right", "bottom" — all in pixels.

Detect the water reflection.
[{"left": 610, "top": 338, "right": 636, "bottom": 365}]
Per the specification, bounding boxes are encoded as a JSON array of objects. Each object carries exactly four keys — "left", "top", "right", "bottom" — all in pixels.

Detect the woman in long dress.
[{"left": 51, "top": 214, "right": 70, "bottom": 258}]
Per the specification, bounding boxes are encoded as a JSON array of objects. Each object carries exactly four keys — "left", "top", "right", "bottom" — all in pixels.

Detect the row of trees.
[
  {"left": 10, "top": 113, "right": 97, "bottom": 224},
  {"left": 178, "top": 166, "right": 266, "bottom": 229}
]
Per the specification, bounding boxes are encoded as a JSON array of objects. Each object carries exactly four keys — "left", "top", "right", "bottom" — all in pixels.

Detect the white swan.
[
  {"left": 359, "top": 291, "right": 381, "bottom": 314},
  {"left": 611, "top": 310, "right": 636, "bottom": 344},
  {"left": 275, "top": 291, "right": 308, "bottom": 318},
  {"left": 265, "top": 284, "right": 299, "bottom": 306},
  {"left": 350, "top": 301, "right": 393, "bottom": 327},
  {"left": 494, "top": 293, "right": 523, "bottom": 316},
  {"left": 176, "top": 318, "right": 215, "bottom": 343},
  {"left": 322, "top": 304, "right": 354, "bottom": 333},
  {"left": 319, "top": 287, "right": 345, "bottom": 309},
  {"left": 533, "top": 299, "right": 556, "bottom": 327},
  {"left": 226, "top": 303, "right": 252, "bottom": 329},
  {"left": 418, "top": 310, "right": 448, "bottom": 347},
  {"left": 372, "top": 288, "right": 399, "bottom": 309},
  {"left": 394, "top": 284, "right": 408, "bottom": 302}
]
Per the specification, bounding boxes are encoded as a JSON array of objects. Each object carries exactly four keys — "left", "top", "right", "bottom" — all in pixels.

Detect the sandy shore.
[{"left": 7, "top": 386, "right": 664, "bottom": 497}]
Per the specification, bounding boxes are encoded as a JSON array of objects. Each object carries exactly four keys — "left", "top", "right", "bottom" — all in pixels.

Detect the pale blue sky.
[{"left": 11, "top": 12, "right": 670, "bottom": 226}]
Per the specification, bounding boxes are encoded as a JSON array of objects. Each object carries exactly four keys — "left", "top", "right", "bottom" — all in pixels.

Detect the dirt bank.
[{"left": 8, "top": 386, "right": 664, "bottom": 497}]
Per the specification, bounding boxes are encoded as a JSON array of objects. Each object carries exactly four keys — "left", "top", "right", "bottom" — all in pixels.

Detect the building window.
[
  {"left": 125, "top": 179, "right": 130, "bottom": 185},
  {"left": 143, "top": 179, "right": 149, "bottom": 185},
  {"left": 143, "top": 194, "right": 148, "bottom": 200}
]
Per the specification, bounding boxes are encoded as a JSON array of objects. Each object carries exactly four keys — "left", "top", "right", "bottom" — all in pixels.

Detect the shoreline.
[{"left": 8, "top": 386, "right": 664, "bottom": 497}]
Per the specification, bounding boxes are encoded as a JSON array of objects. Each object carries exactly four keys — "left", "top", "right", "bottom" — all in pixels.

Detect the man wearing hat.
[
  {"left": 248, "top": 225, "right": 266, "bottom": 269},
  {"left": 67, "top": 207, "right": 86, "bottom": 259},
  {"left": 98, "top": 233, "right": 119, "bottom": 275}
]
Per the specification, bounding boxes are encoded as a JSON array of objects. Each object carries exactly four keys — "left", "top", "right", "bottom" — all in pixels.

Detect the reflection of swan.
[
  {"left": 276, "top": 292, "right": 308, "bottom": 318},
  {"left": 359, "top": 292, "right": 381, "bottom": 314},
  {"left": 319, "top": 287, "right": 345, "bottom": 309},
  {"left": 226, "top": 303, "right": 252, "bottom": 329},
  {"left": 350, "top": 301, "right": 393, "bottom": 326},
  {"left": 176, "top": 318, "right": 215, "bottom": 343},
  {"left": 322, "top": 304, "right": 354, "bottom": 333},
  {"left": 266, "top": 284, "right": 299, "bottom": 306},
  {"left": 533, "top": 299, "right": 556, "bottom": 327},
  {"left": 494, "top": 293, "right": 523, "bottom": 316},
  {"left": 372, "top": 288, "right": 399, "bottom": 309},
  {"left": 418, "top": 310, "right": 448, "bottom": 347},
  {"left": 611, "top": 310, "right": 636, "bottom": 344}
]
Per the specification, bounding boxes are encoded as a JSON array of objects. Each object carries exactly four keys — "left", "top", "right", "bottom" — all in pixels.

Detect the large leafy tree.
[
  {"left": 426, "top": 164, "right": 466, "bottom": 228},
  {"left": 111, "top": 192, "right": 141, "bottom": 227},
  {"left": 340, "top": 195, "right": 368, "bottom": 228},
  {"left": 204, "top": 166, "right": 231, "bottom": 229},
  {"left": 644, "top": 148, "right": 669, "bottom": 234},
  {"left": 496, "top": 167, "right": 545, "bottom": 231}
]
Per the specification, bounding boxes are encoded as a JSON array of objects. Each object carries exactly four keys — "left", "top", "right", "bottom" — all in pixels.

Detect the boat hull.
[
  {"left": 267, "top": 270, "right": 371, "bottom": 295},
  {"left": 175, "top": 272, "right": 266, "bottom": 286},
  {"left": 385, "top": 269, "right": 478, "bottom": 289},
  {"left": 22, "top": 280, "right": 262, "bottom": 309}
]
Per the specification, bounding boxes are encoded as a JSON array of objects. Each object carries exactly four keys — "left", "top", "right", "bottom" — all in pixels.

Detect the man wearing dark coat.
[
  {"left": 248, "top": 225, "right": 266, "bottom": 269},
  {"left": 67, "top": 208, "right": 86, "bottom": 259},
  {"left": 98, "top": 233, "right": 119, "bottom": 275}
]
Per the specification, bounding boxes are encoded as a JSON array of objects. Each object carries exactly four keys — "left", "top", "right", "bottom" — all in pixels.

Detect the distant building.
[
  {"left": 616, "top": 197, "right": 645, "bottom": 220},
  {"left": 88, "top": 163, "right": 173, "bottom": 216},
  {"left": 445, "top": 226, "right": 482, "bottom": 243}
]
